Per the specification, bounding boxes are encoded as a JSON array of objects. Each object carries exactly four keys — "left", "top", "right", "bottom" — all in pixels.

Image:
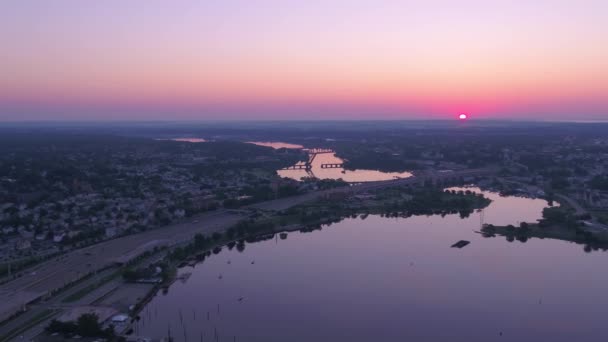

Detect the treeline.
[
  {"left": 164, "top": 222, "right": 278, "bottom": 267},
  {"left": 375, "top": 189, "right": 490, "bottom": 218},
  {"left": 168, "top": 232, "right": 224, "bottom": 262},
  {"left": 46, "top": 313, "right": 117, "bottom": 340},
  {"left": 589, "top": 175, "right": 608, "bottom": 191}
]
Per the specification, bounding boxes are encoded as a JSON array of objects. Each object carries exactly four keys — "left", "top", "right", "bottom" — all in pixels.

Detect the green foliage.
[
  {"left": 589, "top": 176, "right": 608, "bottom": 191},
  {"left": 46, "top": 320, "right": 78, "bottom": 335},
  {"left": 168, "top": 233, "right": 214, "bottom": 261},
  {"left": 226, "top": 219, "right": 276, "bottom": 239},
  {"left": 46, "top": 313, "right": 115, "bottom": 338},
  {"left": 541, "top": 207, "right": 568, "bottom": 223},
  {"left": 550, "top": 177, "right": 570, "bottom": 189},
  {"left": 301, "top": 178, "right": 349, "bottom": 190},
  {"left": 540, "top": 207, "right": 578, "bottom": 229},
  {"left": 76, "top": 314, "right": 105, "bottom": 337},
  {"left": 122, "top": 267, "right": 156, "bottom": 283}
]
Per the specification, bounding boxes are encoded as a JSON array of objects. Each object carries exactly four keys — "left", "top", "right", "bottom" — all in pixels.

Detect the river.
[
  {"left": 248, "top": 141, "right": 412, "bottom": 182},
  {"left": 133, "top": 188, "right": 608, "bottom": 341}
]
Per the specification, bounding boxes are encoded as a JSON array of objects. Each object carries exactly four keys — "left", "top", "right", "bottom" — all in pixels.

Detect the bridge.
[
  {"left": 0, "top": 166, "right": 497, "bottom": 335},
  {"left": 320, "top": 163, "right": 344, "bottom": 169},
  {"left": 281, "top": 148, "right": 335, "bottom": 171},
  {"left": 302, "top": 148, "right": 334, "bottom": 154}
]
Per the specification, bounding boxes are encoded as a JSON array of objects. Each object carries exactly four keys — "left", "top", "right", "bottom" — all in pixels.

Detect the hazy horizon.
[
  {"left": 1, "top": 0, "right": 607, "bottom": 121},
  {"left": 2, "top": 117, "right": 608, "bottom": 124}
]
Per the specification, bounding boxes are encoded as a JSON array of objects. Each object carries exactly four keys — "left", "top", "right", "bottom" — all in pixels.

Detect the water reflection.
[
  {"left": 157, "top": 138, "right": 207, "bottom": 143},
  {"left": 134, "top": 189, "right": 608, "bottom": 342},
  {"left": 447, "top": 187, "right": 552, "bottom": 226},
  {"left": 247, "top": 141, "right": 304, "bottom": 149},
  {"left": 279, "top": 151, "right": 412, "bottom": 182},
  {"left": 247, "top": 141, "right": 412, "bottom": 182}
]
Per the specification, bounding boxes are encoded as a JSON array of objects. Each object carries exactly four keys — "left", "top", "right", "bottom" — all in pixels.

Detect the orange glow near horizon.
[{"left": 1, "top": 1, "right": 607, "bottom": 120}]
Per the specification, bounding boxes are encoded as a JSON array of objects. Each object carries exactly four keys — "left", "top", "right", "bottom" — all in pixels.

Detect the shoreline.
[
  {"left": 126, "top": 189, "right": 494, "bottom": 337},
  {"left": 480, "top": 223, "right": 608, "bottom": 252}
]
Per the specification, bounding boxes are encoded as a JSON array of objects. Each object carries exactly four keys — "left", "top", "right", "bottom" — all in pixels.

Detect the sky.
[{"left": 1, "top": 0, "right": 607, "bottom": 121}]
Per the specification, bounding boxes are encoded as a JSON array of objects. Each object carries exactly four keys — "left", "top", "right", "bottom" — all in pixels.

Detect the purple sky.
[{"left": 1, "top": 0, "right": 607, "bottom": 121}]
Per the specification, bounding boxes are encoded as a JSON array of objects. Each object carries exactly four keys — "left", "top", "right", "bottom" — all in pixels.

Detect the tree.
[
  {"left": 541, "top": 207, "right": 579, "bottom": 229},
  {"left": 46, "top": 319, "right": 77, "bottom": 335},
  {"left": 550, "top": 178, "right": 569, "bottom": 190},
  {"left": 589, "top": 176, "right": 608, "bottom": 191},
  {"left": 46, "top": 313, "right": 113, "bottom": 339},
  {"left": 77, "top": 313, "right": 104, "bottom": 337},
  {"left": 542, "top": 207, "right": 568, "bottom": 224}
]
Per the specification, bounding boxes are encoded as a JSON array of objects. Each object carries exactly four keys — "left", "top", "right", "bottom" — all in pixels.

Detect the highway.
[
  {"left": 1, "top": 253, "right": 168, "bottom": 341},
  {"left": 555, "top": 194, "right": 608, "bottom": 233},
  {"left": 0, "top": 167, "right": 495, "bottom": 330},
  {"left": 0, "top": 210, "right": 242, "bottom": 324}
]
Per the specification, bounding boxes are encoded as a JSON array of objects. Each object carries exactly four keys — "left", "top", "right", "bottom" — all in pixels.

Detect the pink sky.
[{"left": 1, "top": 0, "right": 607, "bottom": 120}]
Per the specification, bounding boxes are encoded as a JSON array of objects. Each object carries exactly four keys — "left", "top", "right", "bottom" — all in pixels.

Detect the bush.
[{"left": 46, "top": 313, "right": 114, "bottom": 338}]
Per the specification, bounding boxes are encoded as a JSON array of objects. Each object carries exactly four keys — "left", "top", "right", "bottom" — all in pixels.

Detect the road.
[
  {"left": 0, "top": 167, "right": 495, "bottom": 328},
  {"left": 0, "top": 267, "right": 119, "bottom": 341},
  {"left": 555, "top": 194, "right": 588, "bottom": 216},
  {"left": 1, "top": 251, "right": 168, "bottom": 341},
  {"left": 0, "top": 210, "right": 241, "bottom": 323},
  {"left": 555, "top": 194, "right": 608, "bottom": 233}
]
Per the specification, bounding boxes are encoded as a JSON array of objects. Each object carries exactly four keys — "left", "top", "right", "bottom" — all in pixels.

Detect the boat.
[{"left": 451, "top": 240, "right": 470, "bottom": 248}]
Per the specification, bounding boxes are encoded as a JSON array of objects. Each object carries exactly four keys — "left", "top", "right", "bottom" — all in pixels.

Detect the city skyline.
[{"left": 1, "top": 0, "right": 607, "bottom": 121}]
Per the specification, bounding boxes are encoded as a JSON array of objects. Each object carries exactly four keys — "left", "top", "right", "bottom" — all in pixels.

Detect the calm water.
[
  {"left": 247, "top": 141, "right": 304, "bottom": 149},
  {"left": 278, "top": 152, "right": 413, "bottom": 182},
  {"left": 248, "top": 141, "right": 412, "bottom": 182},
  {"left": 157, "top": 138, "right": 207, "bottom": 143},
  {"left": 134, "top": 189, "right": 607, "bottom": 342}
]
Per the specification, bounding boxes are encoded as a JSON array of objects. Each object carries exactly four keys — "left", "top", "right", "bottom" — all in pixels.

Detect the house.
[
  {"left": 18, "top": 227, "right": 34, "bottom": 239},
  {"left": 2, "top": 227, "right": 15, "bottom": 234},
  {"left": 111, "top": 314, "right": 129, "bottom": 323},
  {"left": 53, "top": 232, "right": 66, "bottom": 243},
  {"left": 105, "top": 227, "right": 118, "bottom": 238},
  {"left": 15, "top": 239, "right": 31, "bottom": 250}
]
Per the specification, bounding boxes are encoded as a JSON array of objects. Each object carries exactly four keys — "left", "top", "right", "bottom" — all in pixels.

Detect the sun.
[{"left": 459, "top": 113, "right": 468, "bottom": 120}]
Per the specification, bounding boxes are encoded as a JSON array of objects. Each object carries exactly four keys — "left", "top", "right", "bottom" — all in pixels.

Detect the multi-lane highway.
[
  {"left": 0, "top": 210, "right": 242, "bottom": 324},
  {"left": 0, "top": 168, "right": 495, "bottom": 327}
]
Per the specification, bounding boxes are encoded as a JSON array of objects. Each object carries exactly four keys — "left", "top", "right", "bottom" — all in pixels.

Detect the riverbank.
[
  {"left": 279, "top": 187, "right": 492, "bottom": 223},
  {"left": 129, "top": 183, "right": 588, "bottom": 342},
  {"left": 480, "top": 223, "right": 608, "bottom": 252},
  {"left": 122, "top": 187, "right": 493, "bottom": 339}
]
